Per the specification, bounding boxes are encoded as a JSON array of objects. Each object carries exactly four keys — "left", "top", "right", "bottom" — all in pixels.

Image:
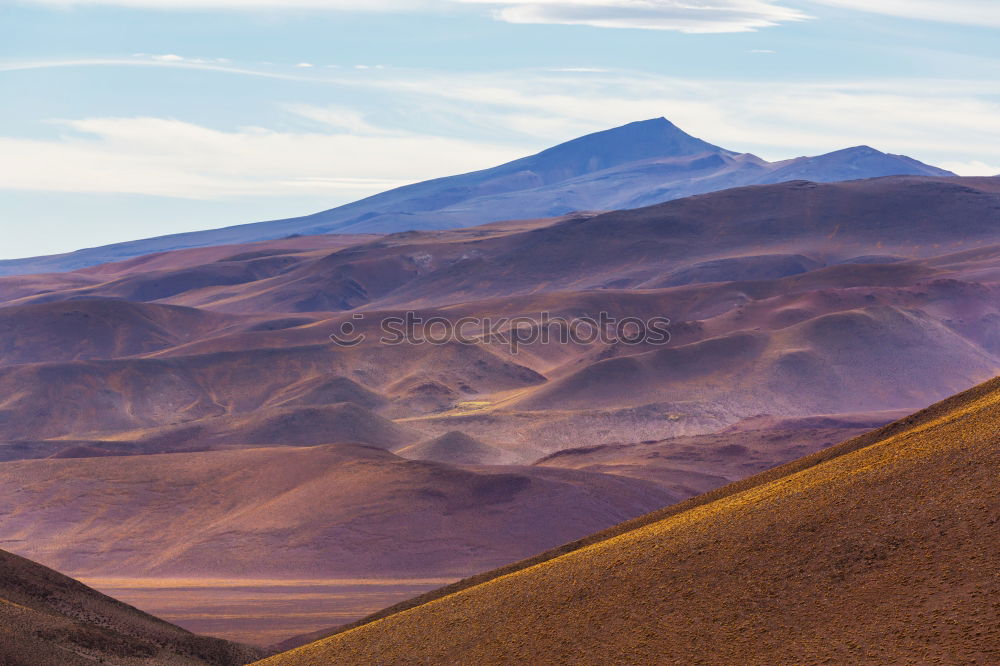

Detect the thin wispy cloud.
[
  {"left": 25, "top": 0, "right": 427, "bottom": 9},
  {"left": 285, "top": 104, "right": 398, "bottom": 135},
  {"left": 1, "top": 67, "right": 997, "bottom": 204},
  {"left": 21, "top": 0, "right": 1000, "bottom": 30},
  {"left": 335, "top": 69, "right": 1000, "bottom": 159},
  {"left": 0, "top": 115, "right": 527, "bottom": 199},
  {"left": 21, "top": 0, "right": 813, "bottom": 33},
  {"left": 0, "top": 57, "right": 320, "bottom": 81},
  {"left": 462, "top": 0, "right": 810, "bottom": 33},
  {"left": 810, "top": 0, "right": 1000, "bottom": 28},
  {"left": 7, "top": 0, "right": 996, "bottom": 260},
  {"left": 140, "top": 53, "right": 235, "bottom": 64},
  {"left": 939, "top": 161, "right": 1000, "bottom": 177}
]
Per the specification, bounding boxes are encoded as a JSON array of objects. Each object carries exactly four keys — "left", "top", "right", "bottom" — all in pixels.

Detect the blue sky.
[{"left": 2, "top": 0, "right": 999, "bottom": 260}]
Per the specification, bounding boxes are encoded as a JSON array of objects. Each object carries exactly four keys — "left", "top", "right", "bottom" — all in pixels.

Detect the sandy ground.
[{"left": 80, "top": 577, "right": 456, "bottom": 647}]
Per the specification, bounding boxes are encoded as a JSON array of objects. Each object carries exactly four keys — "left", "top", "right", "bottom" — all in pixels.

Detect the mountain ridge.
[{"left": 0, "top": 118, "right": 954, "bottom": 276}]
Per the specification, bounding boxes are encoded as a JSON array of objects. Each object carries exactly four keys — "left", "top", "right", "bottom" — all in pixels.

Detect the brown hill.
[
  {"left": 514, "top": 304, "right": 997, "bottom": 413},
  {"left": 1, "top": 178, "right": 999, "bottom": 461},
  {"left": 77, "top": 233, "right": 374, "bottom": 278},
  {"left": 533, "top": 411, "right": 900, "bottom": 497},
  {"left": 46, "top": 444, "right": 119, "bottom": 459},
  {"left": 363, "top": 176, "right": 1000, "bottom": 309},
  {"left": 0, "top": 298, "right": 235, "bottom": 365},
  {"left": 3, "top": 177, "right": 997, "bottom": 316},
  {"left": 0, "top": 271, "right": 99, "bottom": 305},
  {"left": 397, "top": 431, "right": 512, "bottom": 465},
  {"left": 0, "top": 444, "right": 675, "bottom": 580},
  {"left": 262, "top": 375, "right": 387, "bottom": 410},
  {"left": 259, "top": 376, "right": 1000, "bottom": 664},
  {"left": 0, "top": 548, "right": 261, "bottom": 666},
  {"left": 0, "top": 337, "right": 544, "bottom": 446},
  {"left": 106, "top": 402, "right": 420, "bottom": 453},
  {"left": 0, "top": 347, "right": 339, "bottom": 441}
]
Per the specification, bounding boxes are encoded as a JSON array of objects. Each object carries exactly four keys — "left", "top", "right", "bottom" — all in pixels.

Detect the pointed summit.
[
  {"left": 502, "top": 118, "right": 729, "bottom": 184},
  {"left": 547, "top": 117, "right": 727, "bottom": 159}
]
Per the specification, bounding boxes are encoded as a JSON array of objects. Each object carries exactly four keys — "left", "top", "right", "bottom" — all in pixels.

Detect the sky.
[{"left": 1, "top": 1, "right": 999, "bottom": 260}]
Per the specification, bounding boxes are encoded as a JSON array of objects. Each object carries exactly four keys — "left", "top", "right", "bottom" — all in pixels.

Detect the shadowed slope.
[
  {"left": 533, "top": 411, "right": 900, "bottom": 496},
  {"left": 515, "top": 304, "right": 997, "bottom": 413},
  {"left": 0, "top": 549, "right": 261, "bottom": 666},
  {"left": 263, "top": 375, "right": 387, "bottom": 410},
  {"left": 0, "top": 444, "right": 676, "bottom": 580},
  {"left": 0, "top": 299, "right": 235, "bottom": 365},
  {"left": 0, "top": 341, "right": 543, "bottom": 444},
  {"left": 104, "top": 402, "right": 420, "bottom": 452},
  {"left": 260, "top": 376, "right": 1000, "bottom": 665}
]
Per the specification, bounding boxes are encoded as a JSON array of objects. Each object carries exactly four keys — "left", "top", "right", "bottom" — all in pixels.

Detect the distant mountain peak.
[
  {"left": 610, "top": 116, "right": 685, "bottom": 134},
  {"left": 757, "top": 143, "right": 955, "bottom": 185},
  {"left": 838, "top": 145, "right": 881, "bottom": 155},
  {"left": 0, "top": 118, "right": 958, "bottom": 275},
  {"left": 540, "top": 116, "right": 728, "bottom": 160},
  {"left": 501, "top": 117, "right": 729, "bottom": 185}
]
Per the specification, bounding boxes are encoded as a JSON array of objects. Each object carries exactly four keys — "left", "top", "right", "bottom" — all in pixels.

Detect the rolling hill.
[
  {"left": 0, "top": 443, "right": 675, "bottom": 580},
  {"left": 0, "top": 299, "right": 237, "bottom": 365},
  {"left": 258, "top": 375, "right": 1000, "bottom": 665},
  {"left": 0, "top": 548, "right": 261, "bottom": 665},
  {"left": 0, "top": 442, "right": 675, "bottom": 643},
  {"left": 397, "top": 431, "right": 513, "bottom": 465},
  {"left": 7, "top": 176, "right": 998, "bottom": 317},
  {"left": 533, "top": 411, "right": 900, "bottom": 497},
  {"left": 0, "top": 119, "right": 952, "bottom": 276},
  {"left": 0, "top": 176, "right": 998, "bottom": 462},
  {"left": 1, "top": 174, "right": 998, "bottom": 648}
]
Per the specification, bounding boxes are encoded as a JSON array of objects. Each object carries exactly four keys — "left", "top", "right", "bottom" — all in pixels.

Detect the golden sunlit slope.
[
  {"left": 0, "top": 549, "right": 261, "bottom": 666},
  {"left": 260, "top": 376, "right": 1000, "bottom": 665}
]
